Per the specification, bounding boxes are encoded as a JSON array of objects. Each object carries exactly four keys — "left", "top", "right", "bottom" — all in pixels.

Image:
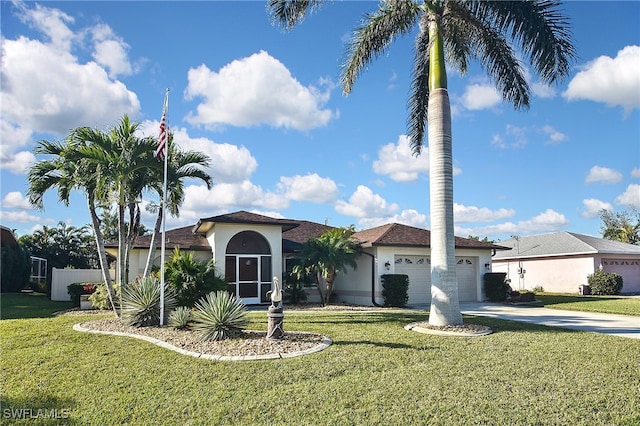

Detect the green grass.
[
  {"left": 1, "top": 294, "right": 639, "bottom": 425},
  {"left": 1, "top": 292, "right": 75, "bottom": 320},
  {"left": 536, "top": 293, "right": 640, "bottom": 316}
]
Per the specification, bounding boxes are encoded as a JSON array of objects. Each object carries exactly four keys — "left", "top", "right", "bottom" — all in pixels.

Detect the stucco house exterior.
[
  {"left": 492, "top": 232, "right": 640, "bottom": 294},
  {"left": 110, "top": 210, "right": 506, "bottom": 306}
]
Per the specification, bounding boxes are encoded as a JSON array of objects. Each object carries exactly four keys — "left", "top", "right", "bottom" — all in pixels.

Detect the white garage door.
[
  {"left": 395, "top": 256, "right": 478, "bottom": 304},
  {"left": 602, "top": 258, "right": 640, "bottom": 293},
  {"left": 395, "top": 256, "right": 430, "bottom": 305},
  {"left": 456, "top": 257, "right": 477, "bottom": 301}
]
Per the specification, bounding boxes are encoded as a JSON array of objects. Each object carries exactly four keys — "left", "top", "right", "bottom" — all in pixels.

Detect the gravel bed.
[{"left": 77, "top": 317, "right": 327, "bottom": 358}]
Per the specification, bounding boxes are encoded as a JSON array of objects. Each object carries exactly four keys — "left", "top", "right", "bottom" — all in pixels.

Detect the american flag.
[{"left": 155, "top": 110, "right": 168, "bottom": 160}]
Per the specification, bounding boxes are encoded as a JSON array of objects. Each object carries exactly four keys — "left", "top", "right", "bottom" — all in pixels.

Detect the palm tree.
[
  {"left": 142, "top": 134, "right": 213, "bottom": 277},
  {"left": 70, "top": 115, "right": 162, "bottom": 290},
  {"left": 293, "top": 226, "right": 361, "bottom": 306},
  {"left": 27, "top": 139, "right": 118, "bottom": 313},
  {"left": 269, "top": 0, "right": 575, "bottom": 325},
  {"left": 600, "top": 208, "right": 640, "bottom": 245}
]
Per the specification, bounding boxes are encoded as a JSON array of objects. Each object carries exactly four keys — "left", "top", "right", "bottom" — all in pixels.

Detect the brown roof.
[
  {"left": 194, "top": 210, "right": 300, "bottom": 234},
  {"left": 282, "top": 220, "right": 333, "bottom": 245},
  {"left": 1, "top": 225, "right": 19, "bottom": 247},
  {"left": 353, "top": 223, "right": 508, "bottom": 250},
  {"left": 108, "top": 225, "right": 211, "bottom": 251}
]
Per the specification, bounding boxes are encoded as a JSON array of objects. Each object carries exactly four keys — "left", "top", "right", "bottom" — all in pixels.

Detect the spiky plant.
[
  {"left": 192, "top": 291, "right": 248, "bottom": 341},
  {"left": 121, "top": 277, "right": 177, "bottom": 327},
  {"left": 168, "top": 306, "right": 192, "bottom": 329}
]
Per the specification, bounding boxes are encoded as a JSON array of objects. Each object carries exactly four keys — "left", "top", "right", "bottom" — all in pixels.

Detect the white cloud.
[
  {"left": 358, "top": 209, "right": 428, "bottom": 230},
  {"left": 581, "top": 198, "right": 614, "bottom": 219},
  {"left": 372, "top": 135, "right": 462, "bottom": 182},
  {"left": 614, "top": 184, "right": 640, "bottom": 208},
  {"left": 631, "top": 168, "right": 640, "bottom": 178},
  {"left": 540, "top": 125, "right": 567, "bottom": 145},
  {"left": 15, "top": 2, "right": 76, "bottom": 51},
  {"left": 531, "top": 82, "right": 556, "bottom": 99},
  {"left": 90, "top": 24, "right": 134, "bottom": 78},
  {"left": 184, "top": 50, "right": 336, "bottom": 130},
  {"left": 335, "top": 185, "right": 398, "bottom": 219},
  {"left": 277, "top": 174, "right": 338, "bottom": 204},
  {"left": 491, "top": 125, "right": 527, "bottom": 149},
  {"left": 1, "top": 8, "right": 141, "bottom": 137},
  {"left": 457, "top": 209, "right": 568, "bottom": 238},
  {"left": 585, "top": 166, "right": 623, "bottom": 184},
  {"left": 0, "top": 150, "right": 37, "bottom": 175},
  {"left": 564, "top": 45, "right": 640, "bottom": 114},
  {"left": 182, "top": 181, "right": 288, "bottom": 215},
  {"left": 453, "top": 203, "right": 516, "bottom": 223},
  {"left": 0, "top": 210, "right": 46, "bottom": 223},
  {"left": 2, "top": 192, "right": 32, "bottom": 210},
  {"left": 462, "top": 84, "right": 501, "bottom": 110}
]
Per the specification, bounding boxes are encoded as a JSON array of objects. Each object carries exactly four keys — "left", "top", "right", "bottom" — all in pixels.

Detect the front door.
[{"left": 237, "top": 256, "right": 260, "bottom": 304}]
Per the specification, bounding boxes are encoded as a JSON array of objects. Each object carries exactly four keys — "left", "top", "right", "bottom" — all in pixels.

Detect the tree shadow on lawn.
[
  {"left": 290, "top": 311, "right": 427, "bottom": 326},
  {"left": 1, "top": 393, "right": 79, "bottom": 425},
  {"left": 331, "top": 339, "right": 436, "bottom": 350},
  {"left": 537, "top": 294, "right": 620, "bottom": 306},
  {"left": 0, "top": 293, "right": 75, "bottom": 320}
]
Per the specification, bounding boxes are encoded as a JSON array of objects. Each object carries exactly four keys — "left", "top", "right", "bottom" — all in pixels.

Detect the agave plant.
[
  {"left": 192, "top": 291, "right": 248, "bottom": 341},
  {"left": 168, "top": 306, "right": 192, "bottom": 329},
  {"left": 121, "top": 277, "right": 177, "bottom": 327}
]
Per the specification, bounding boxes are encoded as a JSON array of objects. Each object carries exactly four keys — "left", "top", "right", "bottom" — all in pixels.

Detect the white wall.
[
  {"left": 492, "top": 255, "right": 595, "bottom": 293},
  {"left": 51, "top": 268, "right": 115, "bottom": 301}
]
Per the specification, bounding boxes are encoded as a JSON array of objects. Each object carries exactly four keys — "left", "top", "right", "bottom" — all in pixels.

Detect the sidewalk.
[{"left": 459, "top": 302, "right": 640, "bottom": 339}]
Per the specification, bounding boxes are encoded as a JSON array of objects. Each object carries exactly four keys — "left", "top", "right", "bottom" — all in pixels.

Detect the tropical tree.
[
  {"left": 68, "top": 115, "right": 161, "bottom": 291},
  {"left": 269, "top": 0, "right": 575, "bottom": 325},
  {"left": 142, "top": 133, "right": 213, "bottom": 277},
  {"left": 27, "top": 138, "right": 118, "bottom": 311},
  {"left": 293, "top": 226, "right": 361, "bottom": 306},
  {"left": 599, "top": 208, "right": 640, "bottom": 245}
]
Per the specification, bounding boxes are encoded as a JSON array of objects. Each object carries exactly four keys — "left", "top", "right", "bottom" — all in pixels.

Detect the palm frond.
[
  {"left": 267, "top": 0, "right": 326, "bottom": 30},
  {"left": 341, "top": 0, "right": 421, "bottom": 95}
]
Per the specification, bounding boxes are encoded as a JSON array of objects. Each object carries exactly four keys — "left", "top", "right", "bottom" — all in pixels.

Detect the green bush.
[
  {"left": 88, "top": 281, "right": 121, "bottom": 310},
  {"left": 192, "top": 291, "right": 248, "bottom": 341},
  {"left": 164, "top": 248, "right": 227, "bottom": 308},
  {"left": 283, "top": 271, "right": 308, "bottom": 304},
  {"left": 587, "top": 270, "right": 623, "bottom": 295},
  {"left": 168, "top": 306, "right": 192, "bottom": 329},
  {"left": 381, "top": 274, "right": 409, "bottom": 307},
  {"left": 510, "top": 290, "right": 535, "bottom": 302},
  {"left": 67, "top": 282, "right": 100, "bottom": 305},
  {"left": 121, "top": 277, "right": 177, "bottom": 327},
  {"left": 1, "top": 244, "right": 31, "bottom": 293},
  {"left": 484, "top": 273, "right": 509, "bottom": 301}
]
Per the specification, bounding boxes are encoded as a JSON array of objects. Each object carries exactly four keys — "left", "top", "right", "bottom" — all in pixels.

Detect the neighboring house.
[
  {"left": 110, "top": 210, "right": 506, "bottom": 306},
  {"left": 492, "top": 232, "right": 640, "bottom": 294}
]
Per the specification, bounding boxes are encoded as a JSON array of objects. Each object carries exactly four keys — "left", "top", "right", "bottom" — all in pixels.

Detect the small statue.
[
  {"left": 267, "top": 276, "right": 283, "bottom": 308},
  {"left": 266, "top": 276, "right": 284, "bottom": 340}
]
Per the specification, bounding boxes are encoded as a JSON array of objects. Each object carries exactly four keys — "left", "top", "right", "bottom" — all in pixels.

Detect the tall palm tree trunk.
[
  {"left": 427, "top": 88, "right": 462, "bottom": 326},
  {"left": 143, "top": 209, "right": 163, "bottom": 277},
  {"left": 88, "top": 201, "right": 119, "bottom": 316}
]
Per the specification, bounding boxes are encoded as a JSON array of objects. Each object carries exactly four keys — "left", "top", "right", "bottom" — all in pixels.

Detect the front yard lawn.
[
  {"left": 536, "top": 293, "right": 640, "bottom": 316},
  {"left": 1, "top": 294, "right": 638, "bottom": 425}
]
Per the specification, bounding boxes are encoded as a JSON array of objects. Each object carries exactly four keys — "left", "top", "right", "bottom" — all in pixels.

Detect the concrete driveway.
[{"left": 460, "top": 302, "right": 640, "bottom": 339}]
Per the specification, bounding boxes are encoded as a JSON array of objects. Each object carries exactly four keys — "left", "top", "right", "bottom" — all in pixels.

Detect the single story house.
[
  {"left": 492, "top": 232, "right": 640, "bottom": 294},
  {"left": 109, "top": 210, "right": 506, "bottom": 306}
]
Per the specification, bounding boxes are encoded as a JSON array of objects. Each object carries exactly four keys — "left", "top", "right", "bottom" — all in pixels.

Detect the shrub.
[
  {"left": 381, "top": 274, "right": 409, "bottom": 307},
  {"left": 283, "top": 272, "right": 308, "bottom": 305},
  {"left": 192, "top": 291, "right": 248, "bottom": 341},
  {"left": 121, "top": 277, "right": 177, "bottom": 327},
  {"left": 168, "top": 306, "right": 192, "bottom": 329},
  {"left": 510, "top": 290, "right": 535, "bottom": 302},
  {"left": 67, "top": 282, "right": 100, "bottom": 305},
  {"left": 587, "top": 270, "right": 623, "bottom": 295},
  {"left": 532, "top": 286, "right": 545, "bottom": 294},
  {"left": 164, "top": 248, "right": 227, "bottom": 308},
  {"left": 1, "top": 243, "right": 31, "bottom": 293},
  {"left": 88, "top": 281, "right": 121, "bottom": 310},
  {"left": 484, "top": 273, "right": 509, "bottom": 301}
]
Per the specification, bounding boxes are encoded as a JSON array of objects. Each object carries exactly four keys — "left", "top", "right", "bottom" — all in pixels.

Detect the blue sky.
[{"left": 1, "top": 0, "right": 639, "bottom": 241}]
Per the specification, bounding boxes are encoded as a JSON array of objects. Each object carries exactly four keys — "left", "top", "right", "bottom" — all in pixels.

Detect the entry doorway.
[{"left": 224, "top": 231, "right": 272, "bottom": 304}]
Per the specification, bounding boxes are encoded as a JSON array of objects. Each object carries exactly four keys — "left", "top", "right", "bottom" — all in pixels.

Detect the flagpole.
[{"left": 159, "top": 88, "right": 170, "bottom": 326}]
